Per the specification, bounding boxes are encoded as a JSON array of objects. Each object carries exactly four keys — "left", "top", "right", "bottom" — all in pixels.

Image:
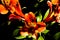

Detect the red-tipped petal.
[{"left": 47, "top": 1, "right": 52, "bottom": 9}]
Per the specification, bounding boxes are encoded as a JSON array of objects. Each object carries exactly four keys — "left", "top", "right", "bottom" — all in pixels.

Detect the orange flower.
[
  {"left": 9, "top": 0, "right": 24, "bottom": 17},
  {"left": 25, "top": 12, "right": 36, "bottom": 23},
  {"left": 44, "top": 0, "right": 60, "bottom": 22},
  {"left": 20, "top": 12, "right": 46, "bottom": 39},
  {"left": 0, "top": 0, "right": 24, "bottom": 18},
  {"left": 35, "top": 22, "right": 46, "bottom": 33},
  {"left": 44, "top": 1, "right": 60, "bottom": 23}
]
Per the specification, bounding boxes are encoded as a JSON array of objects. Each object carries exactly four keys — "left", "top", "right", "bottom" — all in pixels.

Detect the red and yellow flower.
[
  {"left": 0, "top": 0, "right": 46, "bottom": 39},
  {"left": 0, "top": 0, "right": 24, "bottom": 19},
  {"left": 20, "top": 12, "right": 46, "bottom": 39},
  {"left": 44, "top": 0, "right": 60, "bottom": 23}
]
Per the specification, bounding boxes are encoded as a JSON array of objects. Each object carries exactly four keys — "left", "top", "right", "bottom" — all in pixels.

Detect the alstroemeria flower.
[
  {"left": 20, "top": 12, "right": 46, "bottom": 39},
  {"left": 0, "top": 0, "right": 24, "bottom": 20},
  {"left": 44, "top": 0, "right": 60, "bottom": 23}
]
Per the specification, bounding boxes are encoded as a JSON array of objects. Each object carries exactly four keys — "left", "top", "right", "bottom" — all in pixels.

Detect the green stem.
[{"left": 40, "top": 32, "right": 41, "bottom": 36}]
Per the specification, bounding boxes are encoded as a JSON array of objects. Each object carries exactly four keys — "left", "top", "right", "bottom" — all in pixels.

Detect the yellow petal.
[
  {"left": 51, "top": 0, "right": 58, "bottom": 5},
  {"left": 20, "top": 32, "right": 29, "bottom": 37},
  {"left": 35, "top": 27, "right": 46, "bottom": 33},
  {"left": 50, "top": 11, "right": 54, "bottom": 18},
  {"left": 9, "top": 5, "right": 15, "bottom": 13},
  {"left": 1, "top": 0, "right": 10, "bottom": 5},
  {"left": 32, "top": 34, "right": 36, "bottom": 39},
  {"left": 56, "top": 13, "right": 60, "bottom": 23}
]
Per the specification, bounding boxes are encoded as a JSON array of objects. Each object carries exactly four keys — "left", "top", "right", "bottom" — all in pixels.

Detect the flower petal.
[
  {"left": 25, "top": 13, "right": 31, "bottom": 22},
  {"left": 20, "top": 32, "right": 29, "bottom": 37},
  {"left": 35, "top": 27, "right": 46, "bottom": 33},
  {"left": 25, "top": 12, "right": 36, "bottom": 24},
  {"left": 32, "top": 34, "right": 36, "bottom": 39},
  {"left": 47, "top": 1, "right": 52, "bottom": 9},
  {"left": 51, "top": 0, "right": 59, "bottom": 5},
  {"left": 14, "top": 2, "right": 24, "bottom": 17},
  {"left": 37, "top": 22, "right": 46, "bottom": 27},
  {"left": 0, "top": 4, "right": 8, "bottom": 14},
  {"left": 43, "top": 11, "right": 54, "bottom": 22},
  {"left": 1, "top": 0, "right": 10, "bottom": 5},
  {"left": 10, "top": 0, "right": 18, "bottom": 6},
  {"left": 56, "top": 13, "right": 60, "bottom": 23}
]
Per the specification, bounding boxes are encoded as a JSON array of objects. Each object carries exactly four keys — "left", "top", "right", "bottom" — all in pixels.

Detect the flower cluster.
[
  {"left": 0, "top": 0, "right": 24, "bottom": 18},
  {"left": 0, "top": 0, "right": 60, "bottom": 40},
  {"left": 0, "top": 0, "right": 46, "bottom": 39}
]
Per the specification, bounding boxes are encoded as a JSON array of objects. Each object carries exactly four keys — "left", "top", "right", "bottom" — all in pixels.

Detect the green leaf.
[
  {"left": 53, "top": 32, "right": 60, "bottom": 40},
  {"left": 42, "top": 29, "right": 49, "bottom": 35},
  {"left": 43, "top": 9, "right": 50, "bottom": 20},
  {"left": 15, "top": 36, "right": 26, "bottom": 39},
  {"left": 38, "top": 36, "right": 44, "bottom": 40},
  {"left": 33, "top": 38, "right": 36, "bottom": 40},
  {"left": 8, "top": 21, "right": 11, "bottom": 25},
  {"left": 37, "top": 0, "right": 44, "bottom": 2},
  {"left": 37, "top": 13, "right": 42, "bottom": 22},
  {"left": 34, "top": 3, "right": 39, "bottom": 7},
  {"left": 50, "top": 21, "right": 55, "bottom": 26},
  {"left": 18, "top": 26, "right": 23, "bottom": 28},
  {"left": 28, "top": 33, "right": 32, "bottom": 38},
  {"left": 13, "top": 29, "right": 19, "bottom": 36}
]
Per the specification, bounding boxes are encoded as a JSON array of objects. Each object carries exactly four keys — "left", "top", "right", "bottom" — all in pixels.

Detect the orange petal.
[
  {"left": 28, "top": 12, "right": 36, "bottom": 22},
  {"left": 14, "top": 2, "right": 24, "bottom": 17},
  {"left": 35, "top": 27, "right": 46, "bottom": 33},
  {"left": 29, "top": 12, "right": 35, "bottom": 18},
  {"left": 10, "top": 0, "right": 18, "bottom": 6},
  {"left": 37, "top": 22, "right": 46, "bottom": 27},
  {"left": 1, "top": 0, "right": 10, "bottom": 6},
  {"left": 0, "top": 4, "right": 8, "bottom": 14},
  {"left": 25, "top": 12, "right": 36, "bottom": 23},
  {"left": 9, "top": 5, "right": 15, "bottom": 13},
  {"left": 25, "top": 13, "right": 31, "bottom": 22},
  {"left": 51, "top": 0, "right": 59, "bottom": 5}
]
